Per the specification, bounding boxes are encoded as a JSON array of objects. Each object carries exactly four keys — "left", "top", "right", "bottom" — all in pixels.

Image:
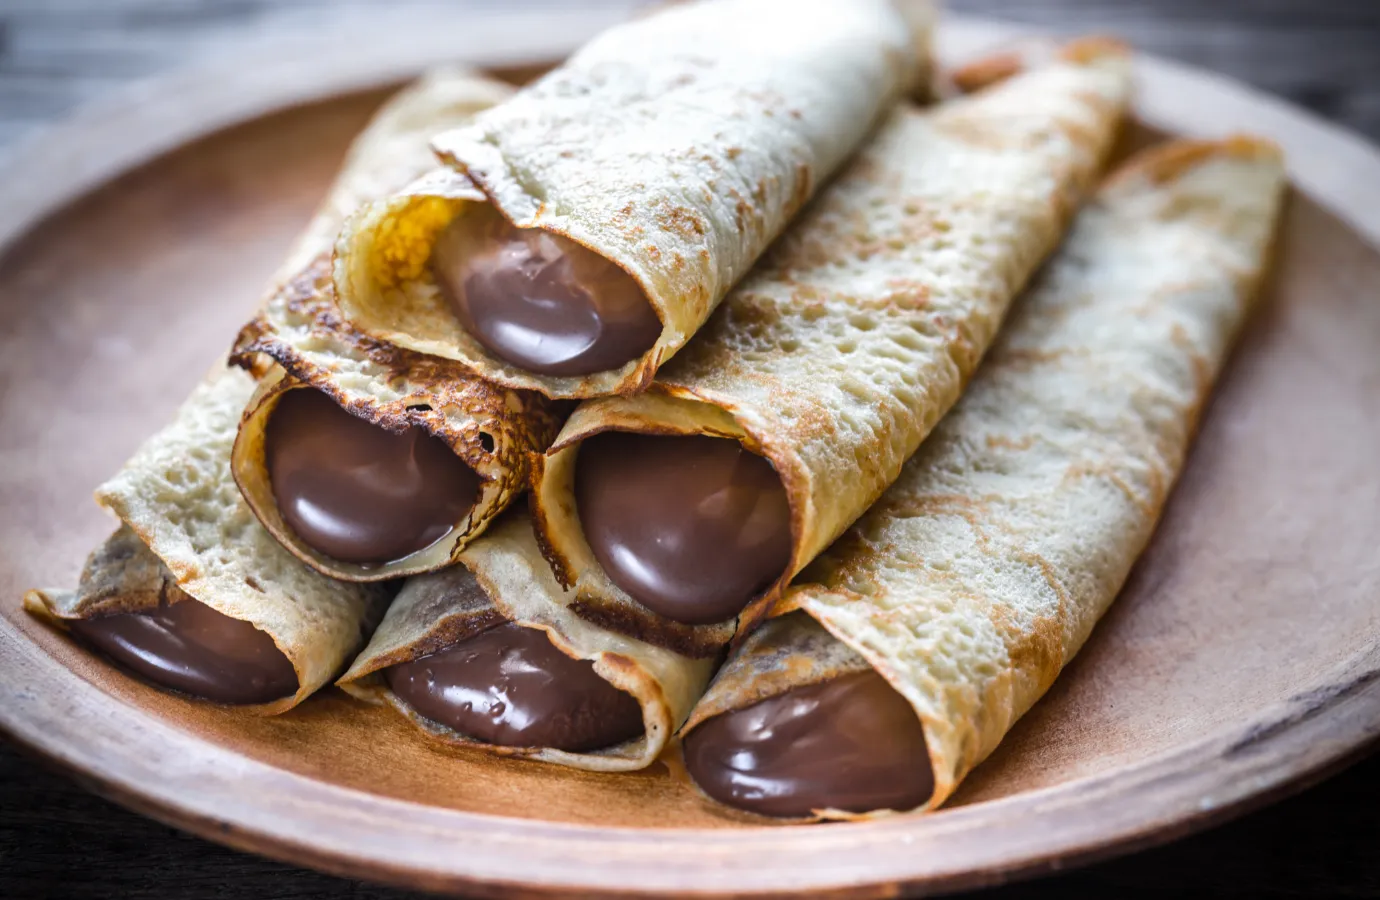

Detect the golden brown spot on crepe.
[
  {"left": 783, "top": 397, "right": 838, "bottom": 443},
  {"left": 661, "top": 206, "right": 708, "bottom": 239},
  {"left": 733, "top": 196, "right": 752, "bottom": 234},
  {"left": 986, "top": 433, "right": 1037, "bottom": 452},
  {"left": 787, "top": 163, "right": 813, "bottom": 219},
  {"left": 1171, "top": 323, "right": 1215, "bottom": 427},
  {"left": 1059, "top": 35, "right": 1131, "bottom": 64},
  {"left": 988, "top": 555, "right": 1067, "bottom": 696},
  {"left": 1063, "top": 460, "right": 1157, "bottom": 521},
  {"left": 1110, "top": 135, "right": 1282, "bottom": 191},
  {"left": 951, "top": 51, "right": 1026, "bottom": 94}
]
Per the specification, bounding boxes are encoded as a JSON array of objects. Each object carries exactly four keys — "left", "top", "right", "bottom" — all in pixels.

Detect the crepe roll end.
[
  {"left": 573, "top": 430, "right": 793, "bottom": 626},
  {"left": 332, "top": 169, "right": 665, "bottom": 394},
  {"left": 232, "top": 370, "right": 490, "bottom": 583},
  {"left": 384, "top": 621, "right": 645, "bottom": 753},
  {"left": 263, "top": 387, "right": 480, "bottom": 566},
  {"left": 431, "top": 207, "right": 662, "bottom": 378},
  {"left": 683, "top": 670, "right": 934, "bottom": 818},
  {"left": 66, "top": 590, "right": 299, "bottom": 706}
]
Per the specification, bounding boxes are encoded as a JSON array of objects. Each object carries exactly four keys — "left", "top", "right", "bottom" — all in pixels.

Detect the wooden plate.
[{"left": 2, "top": 11, "right": 1378, "bottom": 898}]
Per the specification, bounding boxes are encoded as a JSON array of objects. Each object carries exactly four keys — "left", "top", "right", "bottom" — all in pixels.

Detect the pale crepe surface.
[
  {"left": 340, "top": 511, "right": 715, "bottom": 772},
  {"left": 333, "top": 0, "right": 934, "bottom": 398},
  {"left": 535, "top": 45, "right": 1134, "bottom": 657},
  {"left": 682, "top": 137, "right": 1288, "bottom": 818}
]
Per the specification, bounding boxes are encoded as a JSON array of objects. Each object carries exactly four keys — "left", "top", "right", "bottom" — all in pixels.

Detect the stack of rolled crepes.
[{"left": 26, "top": 0, "right": 1289, "bottom": 815}]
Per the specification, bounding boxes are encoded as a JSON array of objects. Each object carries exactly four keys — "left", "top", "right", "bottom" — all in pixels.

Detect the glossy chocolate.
[
  {"left": 265, "top": 388, "right": 479, "bottom": 565},
  {"left": 432, "top": 210, "right": 661, "bottom": 377},
  {"left": 575, "top": 431, "right": 792, "bottom": 625},
  {"left": 385, "top": 621, "right": 644, "bottom": 752},
  {"left": 683, "top": 670, "right": 934, "bottom": 818},
  {"left": 69, "top": 592, "right": 298, "bottom": 705}
]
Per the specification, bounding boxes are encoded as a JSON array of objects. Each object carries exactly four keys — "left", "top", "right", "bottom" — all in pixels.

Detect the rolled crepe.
[
  {"left": 332, "top": 0, "right": 935, "bottom": 398},
  {"left": 533, "top": 42, "right": 1133, "bottom": 657},
  {"left": 22, "top": 70, "right": 531, "bottom": 709},
  {"left": 679, "top": 136, "right": 1287, "bottom": 818},
  {"left": 25, "top": 367, "right": 392, "bottom": 714},
  {"left": 338, "top": 511, "right": 715, "bottom": 771},
  {"left": 229, "top": 72, "right": 565, "bottom": 582}
]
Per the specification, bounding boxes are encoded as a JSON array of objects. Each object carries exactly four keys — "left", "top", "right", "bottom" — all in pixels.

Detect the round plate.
[{"left": 2, "top": 11, "right": 1379, "bottom": 898}]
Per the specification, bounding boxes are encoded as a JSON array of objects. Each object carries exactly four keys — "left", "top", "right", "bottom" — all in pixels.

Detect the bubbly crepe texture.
[
  {"left": 534, "top": 43, "right": 1133, "bottom": 656},
  {"left": 332, "top": 0, "right": 934, "bottom": 398},
  {"left": 25, "top": 368, "right": 392, "bottom": 715},
  {"left": 680, "top": 137, "right": 1288, "bottom": 818},
  {"left": 339, "top": 511, "right": 715, "bottom": 772},
  {"left": 230, "top": 71, "right": 564, "bottom": 581}
]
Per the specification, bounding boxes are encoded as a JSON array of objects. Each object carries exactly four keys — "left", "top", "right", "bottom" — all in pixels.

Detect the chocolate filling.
[
  {"left": 575, "top": 431, "right": 792, "bottom": 625},
  {"left": 265, "top": 388, "right": 479, "bottom": 565},
  {"left": 385, "top": 621, "right": 644, "bottom": 752},
  {"left": 69, "top": 591, "right": 298, "bottom": 705},
  {"left": 683, "top": 670, "right": 934, "bottom": 818},
  {"left": 432, "top": 210, "right": 661, "bottom": 377}
]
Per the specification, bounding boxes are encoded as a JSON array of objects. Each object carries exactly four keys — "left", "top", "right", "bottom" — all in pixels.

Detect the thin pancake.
[
  {"left": 534, "top": 42, "right": 1133, "bottom": 656},
  {"left": 339, "top": 511, "right": 715, "bottom": 771},
  {"left": 680, "top": 136, "right": 1288, "bottom": 817},
  {"left": 23, "top": 70, "right": 530, "bottom": 708},
  {"left": 25, "top": 367, "right": 391, "bottom": 714},
  {"left": 332, "top": 0, "right": 935, "bottom": 398}
]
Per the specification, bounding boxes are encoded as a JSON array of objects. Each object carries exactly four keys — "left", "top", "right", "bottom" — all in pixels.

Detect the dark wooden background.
[{"left": 2, "top": 1, "right": 1378, "bottom": 898}]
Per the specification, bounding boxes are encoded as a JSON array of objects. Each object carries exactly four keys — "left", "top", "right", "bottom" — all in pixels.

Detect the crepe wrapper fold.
[
  {"left": 338, "top": 510, "right": 715, "bottom": 771},
  {"left": 332, "top": 0, "right": 935, "bottom": 399},
  {"left": 679, "top": 136, "right": 1288, "bottom": 818},
  {"left": 229, "top": 72, "right": 565, "bottom": 582},
  {"left": 532, "top": 42, "right": 1134, "bottom": 657},
  {"left": 25, "top": 367, "right": 393, "bottom": 714}
]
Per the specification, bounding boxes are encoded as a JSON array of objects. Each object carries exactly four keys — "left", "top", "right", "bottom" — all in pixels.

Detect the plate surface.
[{"left": 2, "top": 12, "right": 1379, "bottom": 899}]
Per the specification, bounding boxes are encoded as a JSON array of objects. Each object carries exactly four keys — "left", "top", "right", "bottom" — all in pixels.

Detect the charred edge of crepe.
[
  {"left": 229, "top": 253, "right": 556, "bottom": 468},
  {"left": 227, "top": 256, "right": 562, "bottom": 582}
]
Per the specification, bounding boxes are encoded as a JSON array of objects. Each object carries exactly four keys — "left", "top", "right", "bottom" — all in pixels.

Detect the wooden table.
[{"left": 2, "top": 2, "right": 1378, "bottom": 897}]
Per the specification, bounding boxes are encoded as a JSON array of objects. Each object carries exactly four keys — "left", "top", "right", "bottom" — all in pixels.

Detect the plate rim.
[{"left": 2, "top": 10, "right": 1379, "bottom": 898}]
